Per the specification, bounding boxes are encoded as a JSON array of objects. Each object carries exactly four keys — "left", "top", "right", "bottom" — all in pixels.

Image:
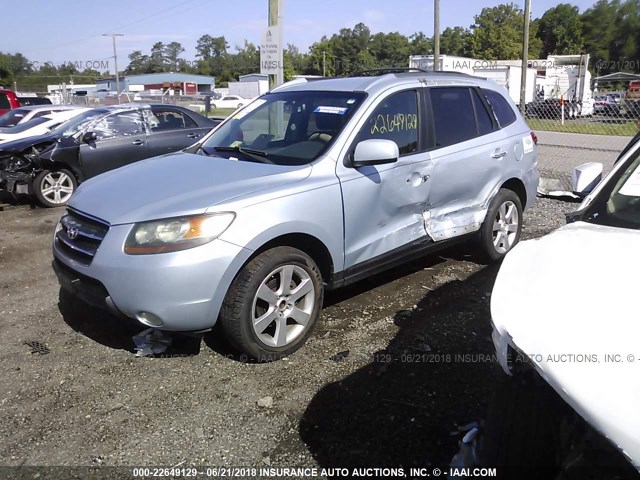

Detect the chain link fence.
[{"left": 524, "top": 75, "right": 639, "bottom": 182}]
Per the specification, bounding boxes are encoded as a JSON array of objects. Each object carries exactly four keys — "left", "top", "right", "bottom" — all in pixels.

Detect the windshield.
[
  {"left": 582, "top": 146, "right": 640, "bottom": 230},
  {"left": 2, "top": 116, "right": 49, "bottom": 133},
  {"left": 0, "top": 108, "right": 30, "bottom": 127},
  {"left": 200, "top": 90, "right": 366, "bottom": 166},
  {"left": 50, "top": 109, "right": 108, "bottom": 137}
]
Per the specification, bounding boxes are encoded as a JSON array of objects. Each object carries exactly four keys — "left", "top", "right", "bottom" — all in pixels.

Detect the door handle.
[
  {"left": 131, "top": 140, "right": 146, "bottom": 146},
  {"left": 187, "top": 133, "right": 198, "bottom": 138},
  {"left": 407, "top": 172, "right": 429, "bottom": 186},
  {"left": 491, "top": 150, "right": 507, "bottom": 159}
]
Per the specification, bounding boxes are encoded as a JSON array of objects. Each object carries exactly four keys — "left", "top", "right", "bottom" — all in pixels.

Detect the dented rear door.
[{"left": 425, "top": 86, "right": 510, "bottom": 241}]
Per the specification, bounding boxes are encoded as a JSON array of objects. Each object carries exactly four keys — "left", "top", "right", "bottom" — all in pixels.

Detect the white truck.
[{"left": 534, "top": 54, "right": 594, "bottom": 117}]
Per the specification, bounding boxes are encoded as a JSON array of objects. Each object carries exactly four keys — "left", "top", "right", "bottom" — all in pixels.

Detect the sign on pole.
[{"left": 260, "top": 25, "right": 282, "bottom": 76}]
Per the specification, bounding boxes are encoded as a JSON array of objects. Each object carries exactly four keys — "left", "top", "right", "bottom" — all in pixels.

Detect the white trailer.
[
  {"left": 538, "top": 54, "right": 594, "bottom": 116},
  {"left": 475, "top": 66, "right": 537, "bottom": 105},
  {"left": 409, "top": 55, "right": 497, "bottom": 75},
  {"left": 409, "top": 55, "right": 536, "bottom": 105},
  {"left": 228, "top": 80, "right": 269, "bottom": 99}
]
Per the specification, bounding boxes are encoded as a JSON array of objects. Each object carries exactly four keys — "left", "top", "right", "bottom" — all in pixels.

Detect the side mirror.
[
  {"left": 348, "top": 139, "right": 399, "bottom": 168},
  {"left": 82, "top": 131, "right": 97, "bottom": 144},
  {"left": 572, "top": 162, "right": 603, "bottom": 197}
]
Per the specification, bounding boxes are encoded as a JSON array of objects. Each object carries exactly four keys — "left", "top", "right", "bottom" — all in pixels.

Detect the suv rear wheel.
[
  {"left": 478, "top": 188, "right": 522, "bottom": 262},
  {"left": 220, "top": 247, "right": 324, "bottom": 361}
]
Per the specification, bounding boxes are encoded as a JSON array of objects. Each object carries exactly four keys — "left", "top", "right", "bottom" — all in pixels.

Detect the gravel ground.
[{"left": 0, "top": 191, "right": 582, "bottom": 480}]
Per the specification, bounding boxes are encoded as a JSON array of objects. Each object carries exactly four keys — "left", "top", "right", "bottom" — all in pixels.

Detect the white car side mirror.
[{"left": 572, "top": 162, "right": 603, "bottom": 196}]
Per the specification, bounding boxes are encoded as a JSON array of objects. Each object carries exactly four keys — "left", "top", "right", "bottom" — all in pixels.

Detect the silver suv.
[{"left": 52, "top": 70, "right": 538, "bottom": 361}]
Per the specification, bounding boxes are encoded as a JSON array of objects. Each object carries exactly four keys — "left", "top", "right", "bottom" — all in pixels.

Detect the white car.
[
  {"left": 210, "top": 95, "right": 249, "bottom": 110},
  {"left": 0, "top": 105, "right": 85, "bottom": 128},
  {"left": 491, "top": 134, "right": 640, "bottom": 470},
  {"left": 0, "top": 108, "right": 90, "bottom": 144}
]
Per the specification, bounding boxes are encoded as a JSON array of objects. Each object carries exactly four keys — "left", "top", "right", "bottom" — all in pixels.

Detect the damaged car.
[
  {"left": 52, "top": 69, "right": 538, "bottom": 361},
  {"left": 0, "top": 104, "right": 218, "bottom": 207},
  {"left": 491, "top": 135, "right": 640, "bottom": 472},
  {"left": 0, "top": 108, "right": 91, "bottom": 144}
]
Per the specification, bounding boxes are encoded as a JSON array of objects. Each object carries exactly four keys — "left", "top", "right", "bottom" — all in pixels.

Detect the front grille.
[{"left": 55, "top": 208, "right": 110, "bottom": 266}]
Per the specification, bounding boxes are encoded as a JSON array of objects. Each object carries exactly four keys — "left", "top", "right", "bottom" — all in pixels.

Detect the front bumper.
[{"left": 53, "top": 222, "right": 253, "bottom": 331}]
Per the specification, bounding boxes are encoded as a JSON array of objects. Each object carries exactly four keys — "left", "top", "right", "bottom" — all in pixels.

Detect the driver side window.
[
  {"left": 93, "top": 111, "right": 144, "bottom": 140},
  {"left": 355, "top": 90, "right": 419, "bottom": 156}
]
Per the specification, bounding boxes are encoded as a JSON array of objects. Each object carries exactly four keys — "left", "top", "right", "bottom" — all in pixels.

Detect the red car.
[{"left": 0, "top": 89, "right": 52, "bottom": 115}]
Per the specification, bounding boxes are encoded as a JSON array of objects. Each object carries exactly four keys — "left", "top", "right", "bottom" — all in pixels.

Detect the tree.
[
  {"left": 164, "top": 42, "right": 185, "bottom": 71},
  {"left": 468, "top": 3, "right": 542, "bottom": 59},
  {"left": 369, "top": 32, "right": 411, "bottom": 68},
  {"left": 581, "top": 0, "right": 621, "bottom": 72},
  {"left": 125, "top": 50, "right": 151, "bottom": 74},
  {"left": 232, "top": 40, "right": 259, "bottom": 75},
  {"left": 409, "top": 32, "right": 433, "bottom": 55},
  {"left": 149, "top": 42, "right": 167, "bottom": 72},
  {"left": 195, "top": 35, "right": 230, "bottom": 75},
  {"left": 537, "top": 4, "right": 584, "bottom": 56},
  {"left": 440, "top": 27, "right": 472, "bottom": 56}
]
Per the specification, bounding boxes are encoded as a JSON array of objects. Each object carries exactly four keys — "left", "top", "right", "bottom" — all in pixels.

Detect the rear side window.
[
  {"left": 482, "top": 88, "right": 517, "bottom": 128},
  {"left": 0, "top": 94, "right": 9, "bottom": 110},
  {"left": 472, "top": 90, "right": 495, "bottom": 136},
  {"left": 150, "top": 109, "right": 198, "bottom": 130},
  {"left": 33, "top": 110, "right": 53, "bottom": 118},
  {"left": 18, "top": 97, "right": 52, "bottom": 106},
  {"left": 430, "top": 87, "right": 477, "bottom": 148}
]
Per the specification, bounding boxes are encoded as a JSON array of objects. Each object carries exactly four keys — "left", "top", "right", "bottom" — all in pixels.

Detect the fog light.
[{"left": 136, "top": 312, "right": 164, "bottom": 327}]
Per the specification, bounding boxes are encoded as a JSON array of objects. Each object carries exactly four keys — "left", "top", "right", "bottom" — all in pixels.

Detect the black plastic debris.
[
  {"left": 24, "top": 340, "right": 50, "bottom": 355},
  {"left": 329, "top": 350, "right": 350, "bottom": 362}
]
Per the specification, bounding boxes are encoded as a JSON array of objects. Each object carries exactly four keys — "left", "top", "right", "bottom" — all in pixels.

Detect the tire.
[
  {"left": 220, "top": 247, "right": 324, "bottom": 361},
  {"left": 478, "top": 188, "right": 523, "bottom": 262},
  {"left": 33, "top": 169, "right": 77, "bottom": 208},
  {"left": 211, "top": 104, "right": 217, "bottom": 110},
  {"left": 477, "top": 372, "right": 559, "bottom": 476}
]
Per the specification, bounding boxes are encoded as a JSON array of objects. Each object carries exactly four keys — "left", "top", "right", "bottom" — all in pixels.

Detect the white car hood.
[{"left": 491, "top": 221, "right": 640, "bottom": 467}]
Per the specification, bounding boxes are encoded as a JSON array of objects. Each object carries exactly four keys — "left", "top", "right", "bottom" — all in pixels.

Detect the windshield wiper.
[{"left": 214, "top": 146, "right": 273, "bottom": 164}]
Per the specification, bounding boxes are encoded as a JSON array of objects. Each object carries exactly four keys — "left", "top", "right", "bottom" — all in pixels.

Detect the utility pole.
[
  {"left": 103, "top": 33, "right": 124, "bottom": 103},
  {"left": 268, "top": 0, "right": 284, "bottom": 89},
  {"left": 323, "top": 51, "right": 326, "bottom": 77},
  {"left": 433, "top": 0, "right": 440, "bottom": 71},
  {"left": 520, "top": 0, "right": 531, "bottom": 114}
]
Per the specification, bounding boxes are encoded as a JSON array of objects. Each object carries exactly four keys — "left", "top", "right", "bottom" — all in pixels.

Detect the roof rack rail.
[{"left": 349, "top": 67, "right": 429, "bottom": 77}]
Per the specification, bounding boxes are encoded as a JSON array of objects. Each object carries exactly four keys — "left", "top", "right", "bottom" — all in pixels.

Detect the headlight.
[{"left": 124, "top": 213, "right": 235, "bottom": 255}]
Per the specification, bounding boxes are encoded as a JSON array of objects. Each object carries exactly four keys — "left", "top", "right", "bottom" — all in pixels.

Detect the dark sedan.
[{"left": 0, "top": 104, "right": 222, "bottom": 207}]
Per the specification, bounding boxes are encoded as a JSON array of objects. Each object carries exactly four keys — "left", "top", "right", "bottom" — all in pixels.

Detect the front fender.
[{"left": 35, "top": 142, "right": 82, "bottom": 180}]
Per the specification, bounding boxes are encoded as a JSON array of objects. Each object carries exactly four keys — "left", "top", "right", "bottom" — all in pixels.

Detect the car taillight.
[{"left": 530, "top": 131, "right": 538, "bottom": 145}]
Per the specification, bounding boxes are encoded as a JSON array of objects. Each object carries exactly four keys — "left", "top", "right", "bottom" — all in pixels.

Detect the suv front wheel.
[
  {"left": 220, "top": 247, "right": 324, "bottom": 361},
  {"left": 478, "top": 188, "right": 523, "bottom": 262}
]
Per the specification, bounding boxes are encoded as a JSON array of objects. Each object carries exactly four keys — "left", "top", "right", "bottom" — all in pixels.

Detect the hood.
[
  {"left": 69, "top": 152, "right": 312, "bottom": 225},
  {"left": 491, "top": 221, "right": 640, "bottom": 465},
  {"left": 0, "top": 133, "right": 58, "bottom": 153}
]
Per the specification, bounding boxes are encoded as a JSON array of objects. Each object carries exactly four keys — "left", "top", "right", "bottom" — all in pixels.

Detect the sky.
[{"left": 3, "top": 0, "right": 597, "bottom": 74}]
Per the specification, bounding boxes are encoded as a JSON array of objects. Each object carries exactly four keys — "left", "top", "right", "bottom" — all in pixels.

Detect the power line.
[{"left": 11, "top": 0, "right": 205, "bottom": 55}]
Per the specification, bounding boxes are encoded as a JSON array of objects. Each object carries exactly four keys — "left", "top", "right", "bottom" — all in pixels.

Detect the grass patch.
[
  {"left": 528, "top": 118, "right": 638, "bottom": 136},
  {"left": 207, "top": 109, "right": 235, "bottom": 117}
]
